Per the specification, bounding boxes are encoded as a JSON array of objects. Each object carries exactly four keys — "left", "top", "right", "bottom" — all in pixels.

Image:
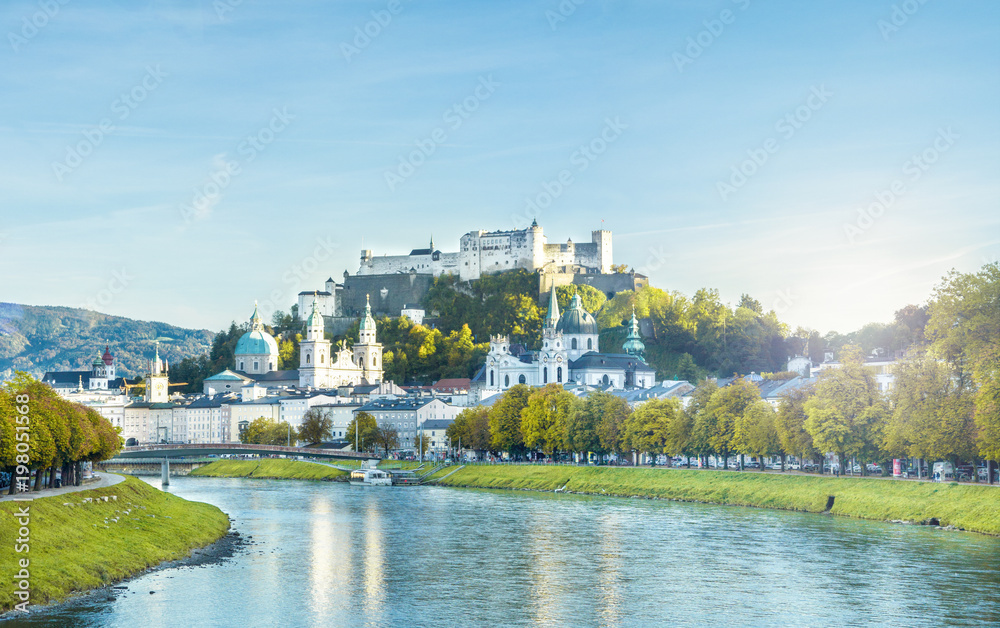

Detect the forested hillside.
[{"left": 0, "top": 303, "right": 213, "bottom": 380}]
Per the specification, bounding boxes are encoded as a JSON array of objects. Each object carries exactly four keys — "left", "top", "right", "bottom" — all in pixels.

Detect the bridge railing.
[{"left": 120, "top": 443, "right": 376, "bottom": 459}]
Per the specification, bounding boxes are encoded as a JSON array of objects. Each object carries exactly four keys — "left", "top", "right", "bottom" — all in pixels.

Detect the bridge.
[{"left": 108, "top": 443, "right": 379, "bottom": 485}]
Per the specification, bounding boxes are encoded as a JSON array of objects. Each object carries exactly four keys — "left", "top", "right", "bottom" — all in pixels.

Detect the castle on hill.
[{"left": 358, "top": 220, "right": 612, "bottom": 281}]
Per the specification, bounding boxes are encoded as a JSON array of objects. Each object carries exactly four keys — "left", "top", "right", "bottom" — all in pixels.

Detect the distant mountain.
[{"left": 0, "top": 303, "right": 214, "bottom": 381}]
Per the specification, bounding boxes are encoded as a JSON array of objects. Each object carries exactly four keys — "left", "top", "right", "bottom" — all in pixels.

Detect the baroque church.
[
  {"left": 478, "top": 288, "right": 655, "bottom": 394},
  {"left": 203, "top": 300, "right": 383, "bottom": 395}
]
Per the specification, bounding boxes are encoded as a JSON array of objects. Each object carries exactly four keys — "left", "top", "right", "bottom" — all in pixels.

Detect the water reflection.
[
  {"left": 597, "top": 513, "right": 623, "bottom": 627},
  {"left": 361, "top": 495, "right": 385, "bottom": 625}
]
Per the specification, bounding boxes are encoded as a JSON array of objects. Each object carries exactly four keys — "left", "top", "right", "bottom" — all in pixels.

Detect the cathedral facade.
[
  {"left": 298, "top": 295, "right": 383, "bottom": 388},
  {"left": 481, "top": 289, "right": 656, "bottom": 394}
]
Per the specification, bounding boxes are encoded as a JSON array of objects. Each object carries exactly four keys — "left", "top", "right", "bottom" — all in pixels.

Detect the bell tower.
[
  {"left": 352, "top": 294, "right": 383, "bottom": 383},
  {"left": 145, "top": 343, "right": 169, "bottom": 403}
]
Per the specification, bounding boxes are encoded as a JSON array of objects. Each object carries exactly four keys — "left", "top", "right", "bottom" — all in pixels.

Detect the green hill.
[{"left": 0, "top": 303, "right": 213, "bottom": 381}]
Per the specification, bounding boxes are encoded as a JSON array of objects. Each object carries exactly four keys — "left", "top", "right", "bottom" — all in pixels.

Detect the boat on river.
[{"left": 349, "top": 461, "right": 393, "bottom": 486}]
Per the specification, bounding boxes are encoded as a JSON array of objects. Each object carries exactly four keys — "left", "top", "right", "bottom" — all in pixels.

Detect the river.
[{"left": 6, "top": 476, "right": 1000, "bottom": 627}]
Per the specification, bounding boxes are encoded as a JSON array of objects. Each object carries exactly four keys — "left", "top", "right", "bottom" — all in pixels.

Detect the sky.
[{"left": 1, "top": 0, "right": 998, "bottom": 336}]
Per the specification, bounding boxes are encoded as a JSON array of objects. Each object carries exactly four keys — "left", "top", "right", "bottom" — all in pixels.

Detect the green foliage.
[
  {"left": 520, "top": 384, "right": 578, "bottom": 455},
  {"left": 0, "top": 373, "right": 122, "bottom": 478},
  {"left": 554, "top": 284, "right": 607, "bottom": 313},
  {"left": 0, "top": 303, "right": 213, "bottom": 381},
  {"left": 346, "top": 412, "right": 378, "bottom": 452},
  {"left": 447, "top": 406, "right": 491, "bottom": 452},
  {"left": 240, "top": 417, "right": 296, "bottom": 446},
  {"left": 804, "top": 345, "right": 886, "bottom": 465},
  {"left": 703, "top": 378, "right": 760, "bottom": 457},
  {"left": 774, "top": 383, "right": 818, "bottom": 462},
  {"left": 489, "top": 384, "right": 531, "bottom": 454},
  {"left": 621, "top": 398, "right": 683, "bottom": 457},
  {"left": 190, "top": 458, "right": 347, "bottom": 481},
  {"left": 432, "top": 466, "right": 1000, "bottom": 535},
  {"left": 0, "top": 476, "right": 229, "bottom": 612},
  {"left": 298, "top": 408, "right": 333, "bottom": 445},
  {"left": 373, "top": 425, "right": 400, "bottom": 457},
  {"left": 734, "top": 400, "right": 781, "bottom": 464}
]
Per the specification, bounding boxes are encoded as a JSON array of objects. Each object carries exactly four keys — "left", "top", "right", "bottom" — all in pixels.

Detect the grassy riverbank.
[
  {"left": 190, "top": 459, "right": 348, "bottom": 481},
  {"left": 431, "top": 465, "right": 1000, "bottom": 535},
  {"left": 0, "top": 476, "right": 229, "bottom": 613}
]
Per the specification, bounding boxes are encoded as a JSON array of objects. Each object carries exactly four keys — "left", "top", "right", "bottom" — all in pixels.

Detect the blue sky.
[{"left": 1, "top": 0, "right": 997, "bottom": 335}]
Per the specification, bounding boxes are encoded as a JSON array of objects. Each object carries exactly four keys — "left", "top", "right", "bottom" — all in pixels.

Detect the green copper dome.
[
  {"left": 306, "top": 297, "right": 323, "bottom": 328},
  {"left": 359, "top": 294, "right": 377, "bottom": 331},
  {"left": 235, "top": 302, "right": 279, "bottom": 356},
  {"left": 556, "top": 293, "right": 598, "bottom": 335},
  {"left": 622, "top": 307, "right": 645, "bottom": 358}
]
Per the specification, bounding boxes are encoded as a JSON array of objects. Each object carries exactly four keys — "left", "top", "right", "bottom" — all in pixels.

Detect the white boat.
[{"left": 349, "top": 461, "right": 393, "bottom": 486}]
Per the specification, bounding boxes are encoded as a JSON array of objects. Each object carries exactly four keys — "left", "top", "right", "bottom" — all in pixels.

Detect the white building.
[
  {"left": 475, "top": 291, "right": 656, "bottom": 397},
  {"left": 357, "top": 221, "right": 612, "bottom": 282},
  {"left": 299, "top": 295, "right": 383, "bottom": 388}
]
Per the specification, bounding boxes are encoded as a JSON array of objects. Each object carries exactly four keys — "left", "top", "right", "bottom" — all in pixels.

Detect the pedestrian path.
[{"left": 0, "top": 472, "right": 126, "bottom": 502}]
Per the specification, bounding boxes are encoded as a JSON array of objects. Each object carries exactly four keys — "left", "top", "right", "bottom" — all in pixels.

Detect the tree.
[
  {"left": 521, "top": 384, "right": 578, "bottom": 456},
  {"left": 774, "top": 383, "right": 818, "bottom": 471},
  {"left": 554, "top": 284, "right": 607, "bottom": 314},
  {"left": 687, "top": 379, "right": 719, "bottom": 466},
  {"left": 804, "top": 345, "right": 886, "bottom": 475},
  {"left": 240, "top": 417, "right": 296, "bottom": 445},
  {"left": 703, "top": 378, "right": 760, "bottom": 469},
  {"left": 373, "top": 425, "right": 400, "bottom": 457},
  {"left": 298, "top": 408, "right": 333, "bottom": 445},
  {"left": 734, "top": 400, "right": 781, "bottom": 470},
  {"left": 595, "top": 392, "right": 631, "bottom": 455},
  {"left": 448, "top": 406, "right": 492, "bottom": 456},
  {"left": 489, "top": 384, "right": 531, "bottom": 455},
  {"left": 346, "top": 412, "right": 378, "bottom": 453},
  {"left": 413, "top": 433, "right": 430, "bottom": 457},
  {"left": 621, "top": 398, "right": 682, "bottom": 463}
]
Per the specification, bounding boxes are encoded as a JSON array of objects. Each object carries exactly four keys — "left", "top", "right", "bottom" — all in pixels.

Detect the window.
[
  {"left": 572, "top": 338, "right": 577, "bottom": 350},
  {"left": 490, "top": 370, "right": 494, "bottom": 386},
  {"left": 518, "top": 374, "right": 526, "bottom": 384},
  {"left": 602, "top": 374, "right": 609, "bottom": 385},
  {"left": 239, "top": 361, "right": 244, "bottom": 371},
  {"left": 587, "top": 338, "right": 593, "bottom": 350},
  {"left": 557, "top": 367, "right": 563, "bottom": 383},
  {"left": 253, "top": 361, "right": 259, "bottom": 371},
  {"left": 504, "top": 374, "right": 510, "bottom": 387},
  {"left": 543, "top": 367, "right": 548, "bottom": 384},
  {"left": 306, "top": 354, "right": 311, "bottom": 364}
]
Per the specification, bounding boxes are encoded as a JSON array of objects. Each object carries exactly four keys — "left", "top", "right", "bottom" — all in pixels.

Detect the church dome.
[
  {"left": 102, "top": 346, "right": 114, "bottom": 365},
  {"left": 235, "top": 330, "right": 279, "bottom": 356},
  {"left": 556, "top": 294, "right": 598, "bottom": 335},
  {"left": 235, "top": 303, "right": 279, "bottom": 356}
]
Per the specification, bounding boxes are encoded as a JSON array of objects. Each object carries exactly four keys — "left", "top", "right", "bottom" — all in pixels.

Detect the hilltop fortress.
[
  {"left": 358, "top": 220, "right": 612, "bottom": 281},
  {"left": 299, "top": 221, "right": 647, "bottom": 327}
]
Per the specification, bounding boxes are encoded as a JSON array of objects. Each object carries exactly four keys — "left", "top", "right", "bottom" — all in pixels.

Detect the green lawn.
[
  {"left": 432, "top": 465, "right": 1000, "bottom": 535},
  {"left": 0, "top": 476, "right": 230, "bottom": 612},
  {"left": 189, "top": 458, "right": 348, "bottom": 481}
]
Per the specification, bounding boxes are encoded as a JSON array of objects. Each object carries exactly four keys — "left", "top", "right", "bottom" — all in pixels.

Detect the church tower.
[
  {"left": 299, "top": 296, "right": 332, "bottom": 388},
  {"left": 539, "top": 286, "right": 567, "bottom": 385},
  {"left": 622, "top": 307, "right": 646, "bottom": 359},
  {"left": 145, "top": 343, "right": 169, "bottom": 403},
  {"left": 352, "top": 294, "right": 383, "bottom": 383}
]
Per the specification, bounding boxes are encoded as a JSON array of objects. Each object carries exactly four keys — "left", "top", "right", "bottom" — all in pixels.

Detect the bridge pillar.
[{"left": 161, "top": 458, "right": 170, "bottom": 486}]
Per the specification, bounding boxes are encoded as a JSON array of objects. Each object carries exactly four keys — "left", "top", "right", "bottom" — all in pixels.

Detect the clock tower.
[{"left": 145, "top": 343, "right": 170, "bottom": 403}]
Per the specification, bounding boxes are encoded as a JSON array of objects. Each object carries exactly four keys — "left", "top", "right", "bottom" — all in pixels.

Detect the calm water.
[{"left": 5, "top": 475, "right": 1000, "bottom": 627}]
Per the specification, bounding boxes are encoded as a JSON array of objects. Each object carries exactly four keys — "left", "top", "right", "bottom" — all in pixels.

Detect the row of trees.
[
  {"left": 443, "top": 263, "right": 1000, "bottom": 479},
  {"left": 0, "top": 373, "right": 122, "bottom": 493}
]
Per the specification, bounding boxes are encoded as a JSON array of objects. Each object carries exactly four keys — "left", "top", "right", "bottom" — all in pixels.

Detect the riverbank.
[
  {"left": 0, "top": 475, "right": 230, "bottom": 613},
  {"left": 189, "top": 459, "right": 348, "bottom": 481},
  {"left": 429, "top": 465, "right": 1000, "bottom": 535}
]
